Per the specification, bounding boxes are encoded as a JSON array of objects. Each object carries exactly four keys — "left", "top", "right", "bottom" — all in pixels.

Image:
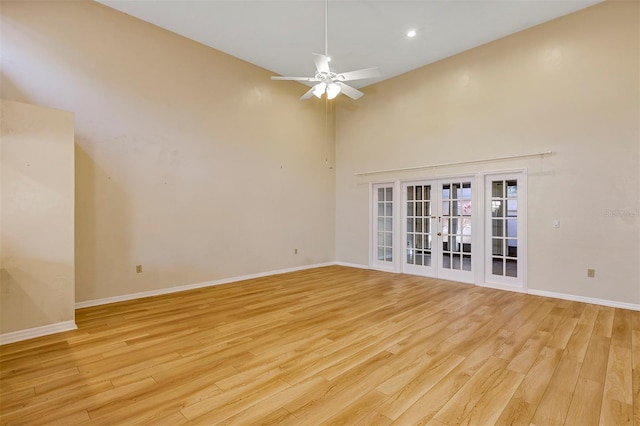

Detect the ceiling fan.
[{"left": 271, "top": 0, "right": 380, "bottom": 100}]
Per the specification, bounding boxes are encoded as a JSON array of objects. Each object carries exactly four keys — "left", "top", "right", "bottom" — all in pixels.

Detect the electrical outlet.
[
  {"left": 136, "top": 265, "right": 142, "bottom": 273},
  {"left": 587, "top": 268, "right": 595, "bottom": 278}
]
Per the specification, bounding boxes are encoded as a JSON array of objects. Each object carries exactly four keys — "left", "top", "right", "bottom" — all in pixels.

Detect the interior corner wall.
[
  {"left": 335, "top": 1, "right": 640, "bottom": 305},
  {"left": 0, "top": 0, "right": 336, "bottom": 303},
  {"left": 0, "top": 100, "right": 75, "bottom": 334}
]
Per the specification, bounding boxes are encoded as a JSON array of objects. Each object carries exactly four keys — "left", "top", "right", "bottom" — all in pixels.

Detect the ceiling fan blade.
[
  {"left": 271, "top": 76, "right": 319, "bottom": 82},
  {"left": 336, "top": 82, "right": 364, "bottom": 100},
  {"left": 335, "top": 67, "right": 381, "bottom": 82},
  {"left": 312, "top": 53, "right": 331, "bottom": 74},
  {"left": 300, "top": 86, "right": 316, "bottom": 100}
]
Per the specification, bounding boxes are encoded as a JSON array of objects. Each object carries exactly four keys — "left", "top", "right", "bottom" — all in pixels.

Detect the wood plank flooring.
[{"left": 1, "top": 266, "right": 639, "bottom": 425}]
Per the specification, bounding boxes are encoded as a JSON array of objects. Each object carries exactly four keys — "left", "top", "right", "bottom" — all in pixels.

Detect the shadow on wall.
[
  {"left": 0, "top": 71, "right": 28, "bottom": 102},
  {"left": 0, "top": 258, "right": 71, "bottom": 334},
  {"left": 74, "top": 140, "right": 131, "bottom": 303}
]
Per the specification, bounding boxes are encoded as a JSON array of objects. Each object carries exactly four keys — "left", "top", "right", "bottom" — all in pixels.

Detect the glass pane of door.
[
  {"left": 372, "top": 184, "right": 394, "bottom": 268},
  {"left": 489, "top": 179, "right": 517, "bottom": 277},
  {"left": 441, "top": 181, "right": 472, "bottom": 272},
  {"left": 406, "top": 184, "right": 432, "bottom": 268},
  {"left": 485, "top": 173, "right": 524, "bottom": 288}
]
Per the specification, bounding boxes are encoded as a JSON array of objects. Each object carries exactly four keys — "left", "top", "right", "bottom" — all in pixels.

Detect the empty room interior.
[{"left": 1, "top": 0, "right": 639, "bottom": 424}]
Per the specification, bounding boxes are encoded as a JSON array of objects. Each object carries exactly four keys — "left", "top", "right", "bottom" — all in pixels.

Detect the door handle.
[{"left": 437, "top": 232, "right": 442, "bottom": 236}]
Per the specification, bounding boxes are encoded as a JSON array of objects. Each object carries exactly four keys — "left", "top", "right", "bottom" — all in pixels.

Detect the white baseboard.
[
  {"left": 528, "top": 289, "right": 640, "bottom": 311},
  {"left": 334, "top": 264, "right": 640, "bottom": 311},
  {"left": 75, "top": 261, "right": 640, "bottom": 313},
  {"left": 0, "top": 320, "right": 78, "bottom": 346},
  {"left": 333, "top": 261, "right": 370, "bottom": 270},
  {"left": 75, "top": 262, "right": 335, "bottom": 309},
  {"left": 480, "top": 282, "right": 528, "bottom": 294}
]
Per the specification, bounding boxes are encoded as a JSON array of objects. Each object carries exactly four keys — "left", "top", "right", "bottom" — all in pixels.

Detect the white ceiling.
[{"left": 97, "top": 0, "right": 602, "bottom": 89}]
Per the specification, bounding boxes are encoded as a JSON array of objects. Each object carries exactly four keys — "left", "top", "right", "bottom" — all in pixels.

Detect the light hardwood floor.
[{"left": 1, "top": 266, "right": 639, "bottom": 425}]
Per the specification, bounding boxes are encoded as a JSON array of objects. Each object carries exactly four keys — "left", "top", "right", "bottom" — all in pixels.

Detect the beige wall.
[
  {"left": 0, "top": 100, "right": 75, "bottom": 333},
  {"left": 0, "top": 0, "right": 335, "bottom": 303},
  {"left": 1, "top": 0, "right": 637, "bottom": 310},
  {"left": 335, "top": 1, "right": 639, "bottom": 305}
]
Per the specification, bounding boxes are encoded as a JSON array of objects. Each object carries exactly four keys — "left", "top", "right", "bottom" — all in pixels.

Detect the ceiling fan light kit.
[
  {"left": 271, "top": 0, "right": 380, "bottom": 100},
  {"left": 313, "top": 83, "right": 327, "bottom": 98},
  {"left": 326, "top": 83, "right": 341, "bottom": 99}
]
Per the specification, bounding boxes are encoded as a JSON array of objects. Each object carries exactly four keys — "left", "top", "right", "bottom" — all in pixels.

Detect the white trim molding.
[
  {"left": 0, "top": 321, "right": 78, "bottom": 346},
  {"left": 528, "top": 289, "right": 640, "bottom": 312},
  {"left": 480, "top": 281, "right": 528, "bottom": 294},
  {"left": 355, "top": 151, "right": 553, "bottom": 176},
  {"left": 337, "top": 264, "right": 639, "bottom": 311},
  {"left": 334, "top": 261, "right": 370, "bottom": 270},
  {"left": 76, "top": 262, "right": 335, "bottom": 309}
]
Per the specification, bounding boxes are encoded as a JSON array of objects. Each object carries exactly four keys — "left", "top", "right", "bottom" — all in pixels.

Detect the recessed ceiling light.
[{"left": 407, "top": 30, "right": 417, "bottom": 38}]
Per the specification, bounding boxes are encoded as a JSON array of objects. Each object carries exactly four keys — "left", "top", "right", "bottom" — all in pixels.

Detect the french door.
[
  {"left": 484, "top": 173, "right": 527, "bottom": 289},
  {"left": 402, "top": 178, "right": 475, "bottom": 283},
  {"left": 370, "top": 172, "right": 526, "bottom": 288},
  {"left": 371, "top": 183, "right": 395, "bottom": 271}
]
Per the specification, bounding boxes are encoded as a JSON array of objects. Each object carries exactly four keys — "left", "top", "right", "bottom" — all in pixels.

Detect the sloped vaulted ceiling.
[{"left": 97, "top": 0, "right": 603, "bottom": 89}]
